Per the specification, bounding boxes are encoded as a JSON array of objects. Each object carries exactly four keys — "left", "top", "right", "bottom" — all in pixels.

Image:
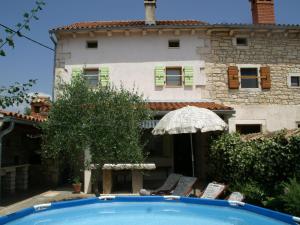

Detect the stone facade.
[{"left": 205, "top": 32, "right": 300, "bottom": 106}]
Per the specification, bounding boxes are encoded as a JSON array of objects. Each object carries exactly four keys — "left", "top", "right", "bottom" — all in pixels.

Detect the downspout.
[
  {"left": 49, "top": 32, "right": 57, "bottom": 101},
  {"left": 0, "top": 118, "right": 15, "bottom": 199}
]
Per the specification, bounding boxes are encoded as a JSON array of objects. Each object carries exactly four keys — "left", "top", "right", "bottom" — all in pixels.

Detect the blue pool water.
[{"left": 4, "top": 201, "right": 293, "bottom": 225}]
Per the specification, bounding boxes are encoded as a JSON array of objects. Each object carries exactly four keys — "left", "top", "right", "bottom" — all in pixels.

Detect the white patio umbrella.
[{"left": 152, "top": 106, "right": 227, "bottom": 176}]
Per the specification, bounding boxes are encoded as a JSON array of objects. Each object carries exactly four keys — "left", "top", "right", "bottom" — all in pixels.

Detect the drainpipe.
[
  {"left": 0, "top": 119, "right": 15, "bottom": 199},
  {"left": 49, "top": 32, "right": 57, "bottom": 101}
]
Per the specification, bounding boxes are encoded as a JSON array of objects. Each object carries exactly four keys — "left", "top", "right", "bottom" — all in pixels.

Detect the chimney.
[
  {"left": 30, "top": 96, "right": 51, "bottom": 119},
  {"left": 250, "top": 0, "right": 275, "bottom": 24},
  {"left": 144, "top": 0, "right": 157, "bottom": 25}
]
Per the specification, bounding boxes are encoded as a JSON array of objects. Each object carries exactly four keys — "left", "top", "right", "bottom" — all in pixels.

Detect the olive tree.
[{"left": 40, "top": 76, "right": 152, "bottom": 183}]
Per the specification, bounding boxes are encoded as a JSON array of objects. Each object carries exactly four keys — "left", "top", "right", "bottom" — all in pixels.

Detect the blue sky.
[{"left": 0, "top": 0, "right": 300, "bottom": 106}]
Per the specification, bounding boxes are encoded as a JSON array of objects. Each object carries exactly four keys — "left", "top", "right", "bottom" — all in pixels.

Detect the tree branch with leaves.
[
  {"left": 0, "top": 0, "right": 46, "bottom": 56},
  {"left": 0, "top": 79, "right": 37, "bottom": 109}
]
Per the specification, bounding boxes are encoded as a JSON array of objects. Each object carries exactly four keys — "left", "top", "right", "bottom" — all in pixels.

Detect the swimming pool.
[{"left": 0, "top": 196, "right": 299, "bottom": 225}]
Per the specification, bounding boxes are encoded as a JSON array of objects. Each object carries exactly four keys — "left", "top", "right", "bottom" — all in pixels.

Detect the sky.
[{"left": 0, "top": 0, "right": 300, "bottom": 112}]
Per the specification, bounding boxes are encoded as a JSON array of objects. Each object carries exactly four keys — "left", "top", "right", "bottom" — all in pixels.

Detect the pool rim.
[{"left": 0, "top": 195, "right": 299, "bottom": 225}]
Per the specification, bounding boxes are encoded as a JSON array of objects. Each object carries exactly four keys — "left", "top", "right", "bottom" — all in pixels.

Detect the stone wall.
[{"left": 205, "top": 32, "right": 300, "bottom": 106}]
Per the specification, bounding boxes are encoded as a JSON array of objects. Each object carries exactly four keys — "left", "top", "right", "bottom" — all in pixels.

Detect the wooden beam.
[
  {"left": 125, "top": 30, "right": 130, "bottom": 36},
  {"left": 174, "top": 30, "right": 181, "bottom": 36},
  {"left": 206, "top": 29, "right": 212, "bottom": 36},
  {"left": 107, "top": 31, "right": 112, "bottom": 37},
  {"left": 229, "top": 30, "right": 235, "bottom": 37},
  {"left": 88, "top": 32, "right": 94, "bottom": 37}
]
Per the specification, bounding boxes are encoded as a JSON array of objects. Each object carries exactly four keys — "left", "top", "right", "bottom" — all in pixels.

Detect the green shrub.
[
  {"left": 280, "top": 178, "right": 300, "bottom": 216},
  {"left": 209, "top": 132, "right": 300, "bottom": 191},
  {"left": 231, "top": 181, "right": 266, "bottom": 206}
]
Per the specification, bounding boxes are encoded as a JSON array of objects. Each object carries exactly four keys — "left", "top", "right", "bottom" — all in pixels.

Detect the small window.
[
  {"left": 83, "top": 68, "right": 99, "bottom": 88},
  {"left": 291, "top": 76, "right": 300, "bottom": 87},
  {"left": 168, "top": 40, "right": 180, "bottom": 48},
  {"left": 33, "top": 106, "right": 41, "bottom": 113},
  {"left": 166, "top": 67, "right": 182, "bottom": 86},
  {"left": 236, "top": 124, "right": 261, "bottom": 134},
  {"left": 240, "top": 68, "right": 258, "bottom": 88},
  {"left": 296, "top": 122, "right": 300, "bottom": 128},
  {"left": 86, "top": 41, "right": 98, "bottom": 49},
  {"left": 236, "top": 37, "right": 248, "bottom": 46}
]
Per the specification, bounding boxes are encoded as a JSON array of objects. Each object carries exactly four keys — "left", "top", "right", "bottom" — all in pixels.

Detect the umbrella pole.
[{"left": 190, "top": 133, "right": 195, "bottom": 177}]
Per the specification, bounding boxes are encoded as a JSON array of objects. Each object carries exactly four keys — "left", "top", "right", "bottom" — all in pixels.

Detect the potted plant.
[{"left": 72, "top": 176, "right": 82, "bottom": 193}]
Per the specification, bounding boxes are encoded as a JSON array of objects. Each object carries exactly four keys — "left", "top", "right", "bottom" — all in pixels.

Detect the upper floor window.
[
  {"left": 290, "top": 75, "right": 300, "bottom": 88},
  {"left": 168, "top": 40, "right": 180, "bottom": 48},
  {"left": 287, "top": 73, "right": 300, "bottom": 88},
  {"left": 86, "top": 40, "right": 98, "bottom": 49},
  {"left": 233, "top": 36, "right": 249, "bottom": 48},
  {"left": 166, "top": 67, "right": 182, "bottom": 86},
  {"left": 291, "top": 77, "right": 300, "bottom": 87},
  {"left": 236, "top": 37, "right": 248, "bottom": 46},
  {"left": 240, "top": 68, "right": 258, "bottom": 88},
  {"left": 83, "top": 68, "right": 99, "bottom": 88}
]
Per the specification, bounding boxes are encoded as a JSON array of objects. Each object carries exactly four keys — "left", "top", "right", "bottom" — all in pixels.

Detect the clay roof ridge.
[{"left": 0, "top": 110, "right": 45, "bottom": 123}]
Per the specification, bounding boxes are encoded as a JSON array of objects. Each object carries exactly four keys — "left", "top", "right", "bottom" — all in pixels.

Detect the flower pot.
[{"left": 72, "top": 183, "right": 82, "bottom": 193}]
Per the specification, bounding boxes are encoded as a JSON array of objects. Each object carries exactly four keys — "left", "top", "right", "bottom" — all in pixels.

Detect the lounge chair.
[
  {"left": 199, "top": 182, "right": 227, "bottom": 199},
  {"left": 227, "top": 192, "right": 244, "bottom": 202},
  {"left": 139, "top": 173, "right": 182, "bottom": 196},
  {"left": 171, "top": 176, "right": 197, "bottom": 196}
]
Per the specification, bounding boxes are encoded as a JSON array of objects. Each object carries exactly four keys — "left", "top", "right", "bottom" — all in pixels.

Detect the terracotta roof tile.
[
  {"left": 0, "top": 110, "right": 45, "bottom": 123},
  {"left": 146, "top": 102, "right": 233, "bottom": 111},
  {"left": 52, "top": 20, "right": 207, "bottom": 31}
]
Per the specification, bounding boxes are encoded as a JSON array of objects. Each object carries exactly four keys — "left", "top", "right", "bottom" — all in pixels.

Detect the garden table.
[{"left": 102, "top": 163, "right": 156, "bottom": 194}]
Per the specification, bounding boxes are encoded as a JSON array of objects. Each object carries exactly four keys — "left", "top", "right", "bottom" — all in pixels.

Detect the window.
[
  {"left": 168, "top": 40, "right": 180, "bottom": 48},
  {"left": 33, "top": 106, "right": 41, "bottom": 113},
  {"left": 240, "top": 68, "right": 258, "bottom": 88},
  {"left": 86, "top": 41, "right": 98, "bottom": 49},
  {"left": 233, "top": 37, "right": 249, "bottom": 48},
  {"left": 236, "top": 124, "right": 261, "bottom": 134},
  {"left": 291, "top": 76, "right": 300, "bottom": 87},
  {"left": 236, "top": 37, "right": 248, "bottom": 46},
  {"left": 83, "top": 68, "right": 99, "bottom": 88},
  {"left": 166, "top": 67, "right": 182, "bottom": 86},
  {"left": 288, "top": 73, "right": 300, "bottom": 88},
  {"left": 296, "top": 122, "right": 300, "bottom": 129}
]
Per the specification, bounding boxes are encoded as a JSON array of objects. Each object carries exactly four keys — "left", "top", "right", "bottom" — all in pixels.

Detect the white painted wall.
[
  {"left": 56, "top": 33, "right": 207, "bottom": 101},
  {"left": 228, "top": 105, "right": 300, "bottom": 132}
]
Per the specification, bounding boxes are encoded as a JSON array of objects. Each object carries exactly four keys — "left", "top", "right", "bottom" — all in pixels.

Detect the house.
[{"left": 49, "top": 0, "right": 300, "bottom": 192}]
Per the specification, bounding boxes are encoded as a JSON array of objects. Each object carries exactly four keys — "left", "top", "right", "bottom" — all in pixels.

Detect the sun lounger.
[
  {"left": 199, "top": 182, "right": 227, "bottom": 199},
  {"left": 139, "top": 173, "right": 182, "bottom": 196},
  {"left": 171, "top": 176, "right": 197, "bottom": 196}
]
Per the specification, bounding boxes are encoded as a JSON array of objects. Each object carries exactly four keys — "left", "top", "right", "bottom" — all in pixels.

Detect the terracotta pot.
[{"left": 72, "top": 183, "right": 82, "bottom": 193}]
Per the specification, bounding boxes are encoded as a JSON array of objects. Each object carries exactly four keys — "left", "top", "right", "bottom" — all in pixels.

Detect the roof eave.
[
  {"left": 49, "top": 23, "right": 300, "bottom": 35},
  {"left": 49, "top": 24, "right": 208, "bottom": 34}
]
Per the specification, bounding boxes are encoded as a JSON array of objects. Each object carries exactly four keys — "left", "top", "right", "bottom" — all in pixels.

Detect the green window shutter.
[
  {"left": 71, "top": 68, "right": 83, "bottom": 79},
  {"left": 100, "top": 67, "right": 110, "bottom": 87},
  {"left": 155, "top": 66, "right": 165, "bottom": 86},
  {"left": 184, "top": 66, "right": 194, "bottom": 86}
]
